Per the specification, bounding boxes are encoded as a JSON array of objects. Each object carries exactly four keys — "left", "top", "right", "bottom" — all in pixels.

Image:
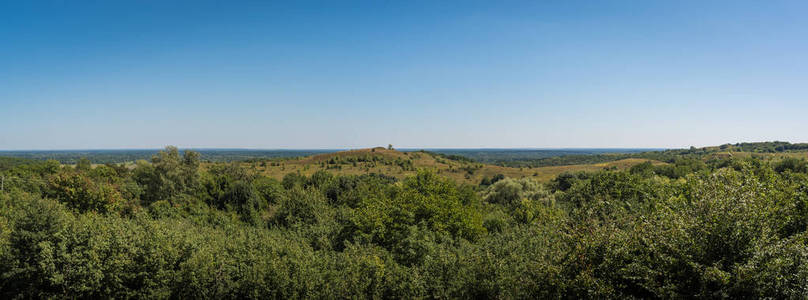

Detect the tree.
[
  {"left": 48, "top": 172, "right": 122, "bottom": 212},
  {"left": 75, "top": 157, "right": 92, "bottom": 172},
  {"left": 483, "top": 177, "right": 549, "bottom": 207},
  {"left": 774, "top": 157, "right": 808, "bottom": 174},
  {"left": 134, "top": 146, "right": 201, "bottom": 204},
  {"left": 348, "top": 170, "right": 486, "bottom": 260}
]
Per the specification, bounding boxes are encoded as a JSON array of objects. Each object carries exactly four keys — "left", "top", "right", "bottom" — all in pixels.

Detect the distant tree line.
[
  {"left": 497, "top": 141, "right": 808, "bottom": 168},
  {"left": 0, "top": 149, "right": 337, "bottom": 164}
]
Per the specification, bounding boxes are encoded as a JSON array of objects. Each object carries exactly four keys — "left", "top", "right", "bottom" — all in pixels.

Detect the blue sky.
[{"left": 1, "top": 1, "right": 807, "bottom": 150}]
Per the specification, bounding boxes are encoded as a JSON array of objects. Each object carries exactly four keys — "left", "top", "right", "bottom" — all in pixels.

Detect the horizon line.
[{"left": 0, "top": 146, "right": 675, "bottom": 152}]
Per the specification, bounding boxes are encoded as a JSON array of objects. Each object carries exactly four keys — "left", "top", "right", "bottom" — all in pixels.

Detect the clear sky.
[{"left": 1, "top": 1, "right": 807, "bottom": 150}]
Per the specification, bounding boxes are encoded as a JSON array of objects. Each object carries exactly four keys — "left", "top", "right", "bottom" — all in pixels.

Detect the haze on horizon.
[{"left": 1, "top": 1, "right": 807, "bottom": 150}]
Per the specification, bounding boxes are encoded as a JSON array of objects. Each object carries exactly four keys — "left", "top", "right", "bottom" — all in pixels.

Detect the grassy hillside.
[{"left": 236, "top": 147, "right": 664, "bottom": 184}]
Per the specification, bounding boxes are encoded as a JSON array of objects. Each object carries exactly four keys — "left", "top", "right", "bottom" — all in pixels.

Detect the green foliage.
[
  {"left": 75, "top": 157, "right": 92, "bottom": 172},
  {"left": 0, "top": 157, "right": 38, "bottom": 172},
  {"left": 774, "top": 157, "right": 808, "bottom": 174},
  {"left": 281, "top": 172, "right": 307, "bottom": 190},
  {"left": 47, "top": 171, "right": 122, "bottom": 213},
  {"left": 478, "top": 173, "right": 504, "bottom": 186},
  {"left": 272, "top": 187, "right": 329, "bottom": 227},
  {"left": 134, "top": 146, "right": 201, "bottom": 205},
  {"left": 253, "top": 176, "right": 285, "bottom": 206},
  {"left": 629, "top": 161, "right": 655, "bottom": 175},
  {"left": 482, "top": 177, "right": 549, "bottom": 207},
  {"left": 343, "top": 171, "right": 485, "bottom": 265},
  {"left": 3, "top": 147, "right": 808, "bottom": 298}
]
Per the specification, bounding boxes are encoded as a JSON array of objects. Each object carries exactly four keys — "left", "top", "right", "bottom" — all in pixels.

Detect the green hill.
[{"left": 239, "top": 147, "right": 664, "bottom": 184}]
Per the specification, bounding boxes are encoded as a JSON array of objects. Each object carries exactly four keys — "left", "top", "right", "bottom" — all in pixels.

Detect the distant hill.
[{"left": 239, "top": 147, "right": 663, "bottom": 184}]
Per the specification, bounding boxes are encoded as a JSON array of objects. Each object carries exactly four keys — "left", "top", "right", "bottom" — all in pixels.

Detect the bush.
[
  {"left": 482, "top": 177, "right": 550, "bottom": 207},
  {"left": 272, "top": 187, "right": 329, "bottom": 227},
  {"left": 774, "top": 157, "right": 808, "bottom": 174},
  {"left": 47, "top": 172, "right": 123, "bottom": 213}
]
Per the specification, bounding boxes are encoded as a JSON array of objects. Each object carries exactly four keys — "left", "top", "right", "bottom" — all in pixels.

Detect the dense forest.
[{"left": 2, "top": 145, "right": 808, "bottom": 298}]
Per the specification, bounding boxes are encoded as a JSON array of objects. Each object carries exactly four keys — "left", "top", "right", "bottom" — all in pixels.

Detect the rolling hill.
[{"left": 237, "top": 147, "right": 665, "bottom": 184}]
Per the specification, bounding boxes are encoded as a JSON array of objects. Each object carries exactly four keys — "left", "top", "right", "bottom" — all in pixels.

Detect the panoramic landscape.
[{"left": 3, "top": 1, "right": 808, "bottom": 299}]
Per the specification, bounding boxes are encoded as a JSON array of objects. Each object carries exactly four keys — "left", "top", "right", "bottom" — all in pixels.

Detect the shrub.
[
  {"left": 774, "top": 157, "right": 808, "bottom": 174},
  {"left": 483, "top": 177, "right": 550, "bottom": 207},
  {"left": 47, "top": 172, "right": 122, "bottom": 213}
]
